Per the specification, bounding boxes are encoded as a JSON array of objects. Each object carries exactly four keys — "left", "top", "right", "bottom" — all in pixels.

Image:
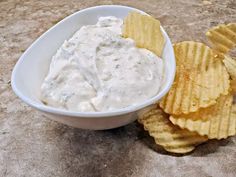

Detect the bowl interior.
[{"left": 11, "top": 5, "right": 175, "bottom": 117}]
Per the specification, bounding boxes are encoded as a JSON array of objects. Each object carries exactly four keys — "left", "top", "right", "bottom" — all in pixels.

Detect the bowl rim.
[{"left": 11, "top": 5, "right": 176, "bottom": 118}]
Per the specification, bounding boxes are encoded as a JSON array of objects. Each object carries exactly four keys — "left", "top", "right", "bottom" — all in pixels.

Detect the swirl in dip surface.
[{"left": 40, "top": 17, "right": 164, "bottom": 112}]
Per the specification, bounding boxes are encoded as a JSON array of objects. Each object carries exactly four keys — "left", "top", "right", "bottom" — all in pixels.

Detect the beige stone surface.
[{"left": 0, "top": 0, "right": 236, "bottom": 177}]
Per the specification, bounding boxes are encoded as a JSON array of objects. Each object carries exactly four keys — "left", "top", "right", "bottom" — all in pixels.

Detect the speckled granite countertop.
[{"left": 0, "top": 0, "right": 236, "bottom": 177}]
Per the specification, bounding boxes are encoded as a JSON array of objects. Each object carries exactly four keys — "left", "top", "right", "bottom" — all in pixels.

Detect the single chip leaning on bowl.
[
  {"left": 122, "top": 11, "right": 165, "bottom": 57},
  {"left": 206, "top": 23, "right": 236, "bottom": 54},
  {"left": 160, "top": 41, "right": 230, "bottom": 115},
  {"left": 138, "top": 106, "right": 208, "bottom": 154},
  {"left": 169, "top": 94, "right": 236, "bottom": 139}
]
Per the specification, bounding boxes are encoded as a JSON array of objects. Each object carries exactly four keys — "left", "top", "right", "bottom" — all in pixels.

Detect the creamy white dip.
[{"left": 41, "top": 17, "right": 163, "bottom": 112}]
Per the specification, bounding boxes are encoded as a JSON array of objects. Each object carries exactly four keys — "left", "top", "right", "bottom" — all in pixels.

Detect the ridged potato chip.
[
  {"left": 223, "top": 55, "right": 236, "bottom": 93},
  {"left": 223, "top": 55, "right": 236, "bottom": 79},
  {"left": 160, "top": 41, "right": 230, "bottom": 115},
  {"left": 231, "top": 80, "right": 236, "bottom": 93},
  {"left": 122, "top": 12, "right": 165, "bottom": 57},
  {"left": 230, "top": 104, "right": 236, "bottom": 123},
  {"left": 169, "top": 94, "right": 235, "bottom": 139},
  {"left": 206, "top": 23, "right": 236, "bottom": 54},
  {"left": 138, "top": 106, "right": 208, "bottom": 154}
]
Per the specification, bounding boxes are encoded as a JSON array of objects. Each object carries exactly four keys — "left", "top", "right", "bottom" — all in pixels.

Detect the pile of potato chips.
[{"left": 123, "top": 12, "right": 236, "bottom": 154}]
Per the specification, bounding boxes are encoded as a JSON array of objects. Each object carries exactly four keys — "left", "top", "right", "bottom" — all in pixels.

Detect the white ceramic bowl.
[{"left": 11, "top": 5, "right": 176, "bottom": 130}]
